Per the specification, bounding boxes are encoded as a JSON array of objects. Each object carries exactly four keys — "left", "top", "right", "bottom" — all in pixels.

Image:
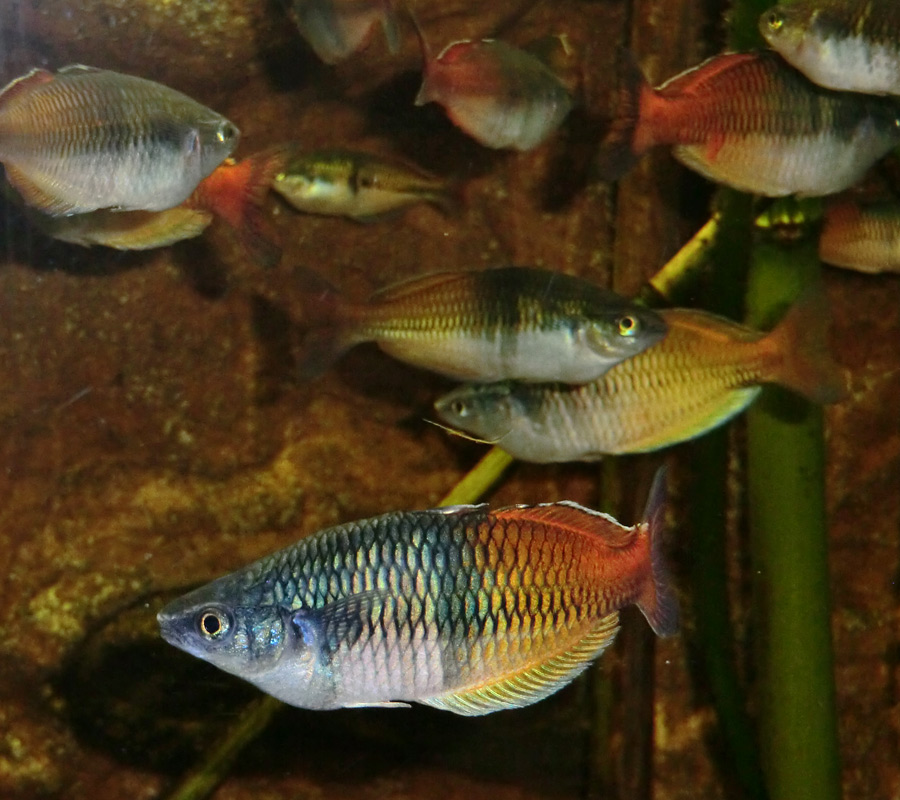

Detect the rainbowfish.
[
  {"left": 294, "top": 266, "right": 668, "bottom": 382},
  {"left": 157, "top": 469, "right": 677, "bottom": 715},
  {"left": 287, "top": 0, "right": 400, "bottom": 64},
  {"left": 27, "top": 147, "right": 286, "bottom": 263},
  {"left": 819, "top": 198, "right": 900, "bottom": 274},
  {"left": 414, "top": 33, "right": 573, "bottom": 151},
  {"left": 0, "top": 65, "right": 239, "bottom": 216},
  {"left": 761, "top": 0, "right": 900, "bottom": 96},
  {"left": 596, "top": 50, "right": 900, "bottom": 197},
  {"left": 271, "top": 149, "right": 454, "bottom": 221},
  {"left": 434, "top": 293, "right": 848, "bottom": 463}
]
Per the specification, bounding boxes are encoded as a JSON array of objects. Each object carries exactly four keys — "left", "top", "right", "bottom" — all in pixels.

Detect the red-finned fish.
[
  {"left": 414, "top": 29, "right": 574, "bottom": 151},
  {"left": 435, "top": 292, "right": 848, "bottom": 463},
  {"left": 287, "top": 0, "right": 400, "bottom": 64},
  {"left": 157, "top": 468, "right": 677, "bottom": 715},
  {"left": 28, "top": 147, "right": 286, "bottom": 264},
  {"left": 271, "top": 149, "right": 456, "bottom": 221},
  {"left": 596, "top": 50, "right": 900, "bottom": 197},
  {"left": 819, "top": 198, "right": 900, "bottom": 274},
  {"left": 760, "top": 0, "right": 900, "bottom": 96},
  {"left": 293, "top": 266, "right": 668, "bottom": 383},
  {"left": 0, "top": 65, "right": 239, "bottom": 216}
]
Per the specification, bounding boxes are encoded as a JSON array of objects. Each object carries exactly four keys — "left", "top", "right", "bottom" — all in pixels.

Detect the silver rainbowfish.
[
  {"left": 157, "top": 469, "right": 676, "bottom": 715},
  {"left": 435, "top": 294, "right": 848, "bottom": 463},
  {"left": 0, "top": 65, "right": 239, "bottom": 216},
  {"left": 293, "top": 266, "right": 668, "bottom": 383},
  {"left": 761, "top": 0, "right": 900, "bottom": 96}
]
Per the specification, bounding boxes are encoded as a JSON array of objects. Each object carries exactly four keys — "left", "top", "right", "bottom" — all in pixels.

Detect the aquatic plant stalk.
[
  {"left": 642, "top": 214, "right": 719, "bottom": 304},
  {"left": 687, "top": 190, "right": 768, "bottom": 800},
  {"left": 745, "top": 237, "right": 841, "bottom": 800},
  {"left": 161, "top": 445, "right": 515, "bottom": 800}
]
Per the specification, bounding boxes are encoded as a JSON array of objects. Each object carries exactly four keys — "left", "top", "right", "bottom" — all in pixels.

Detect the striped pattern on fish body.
[
  {"left": 296, "top": 266, "right": 667, "bottom": 383},
  {"left": 434, "top": 296, "right": 848, "bottom": 462},
  {"left": 157, "top": 476, "right": 676, "bottom": 714},
  {"left": 819, "top": 199, "right": 900, "bottom": 273},
  {"left": 598, "top": 50, "right": 900, "bottom": 197},
  {"left": 761, "top": 0, "right": 900, "bottom": 95},
  {"left": 0, "top": 65, "right": 239, "bottom": 216},
  {"left": 272, "top": 149, "right": 452, "bottom": 220}
]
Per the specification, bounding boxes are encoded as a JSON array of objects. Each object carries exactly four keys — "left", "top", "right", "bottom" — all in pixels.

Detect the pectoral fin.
[{"left": 422, "top": 612, "right": 620, "bottom": 716}]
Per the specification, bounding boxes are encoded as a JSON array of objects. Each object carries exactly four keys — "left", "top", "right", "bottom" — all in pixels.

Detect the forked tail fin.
[
  {"left": 636, "top": 466, "right": 679, "bottom": 637},
  {"left": 189, "top": 145, "right": 288, "bottom": 268},
  {"left": 594, "top": 49, "right": 650, "bottom": 182},
  {"left": 764, "top": 287, "right": 849, "bottom": 405},
  {"left": 293, "top": 267, "right": 360, "bottom": 379}
]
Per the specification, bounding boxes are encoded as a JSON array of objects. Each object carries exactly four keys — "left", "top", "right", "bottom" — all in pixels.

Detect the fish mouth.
[{"left": 156, "top": 606, "right": 192, "bottom": 650}]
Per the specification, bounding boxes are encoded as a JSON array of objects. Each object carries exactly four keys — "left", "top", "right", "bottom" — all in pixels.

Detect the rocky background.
[{"left": 0, "top": 1, "right": 897, "bottom": 799}]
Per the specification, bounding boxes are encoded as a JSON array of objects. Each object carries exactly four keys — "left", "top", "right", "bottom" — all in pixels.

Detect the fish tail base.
[
  {"left": 637, "top": 467, "right": 679, "bottom": 637},
  {"left": 594, "top": 49, "right": 648, "bottom": 182},
  {"left": 768, "top": 288, "right": 849, "bottom": 405}
]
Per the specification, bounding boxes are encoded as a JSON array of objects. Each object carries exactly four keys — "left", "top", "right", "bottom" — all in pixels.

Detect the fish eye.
[
  {"left": 450, "top": 399, "right": 469, "bottom": 418},
  {"left": 617, "top": 315, "right": 640, "bottom": 337},
  {"left": 766, "top": 10, "right": 784, "bottom": 31},
  {"left": 197, "top": 607, "right": 231, "bottom": 639},
  {"left": 217, "top": 122, "right": 238, "bottom": 144}
]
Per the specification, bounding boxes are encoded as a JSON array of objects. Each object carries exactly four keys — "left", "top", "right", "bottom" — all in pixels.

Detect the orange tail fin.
[
  {"left": 189, "top": 145, "right": 288, "bottom": 268},
  {"left": 594, "top": 49, "right": 650, "bottom": 182},
  {"left": 764, "top": 287, "right": 849, "bottom": 404},
  {"left": 636, "top": 467, "right": 679, "bottom": 638}
]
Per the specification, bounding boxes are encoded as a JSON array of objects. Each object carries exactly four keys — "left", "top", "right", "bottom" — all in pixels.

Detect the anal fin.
[
  {"left": 5, "top": 165, "right": 82, "bottom": 216},
  {"left": 422, "top": 612, "right": 620, "bottom": 716}
]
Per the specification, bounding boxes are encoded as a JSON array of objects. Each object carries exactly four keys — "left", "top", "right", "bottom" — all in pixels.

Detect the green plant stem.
[
  {"left": 688, "top": 189, "right": 767, "bottom": 800},
  {"left": 745, "top": 238, "right": 842, "bottom": 800}
]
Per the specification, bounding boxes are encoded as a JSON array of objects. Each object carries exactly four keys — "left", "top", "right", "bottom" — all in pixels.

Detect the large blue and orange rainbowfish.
[{"left": 158, "top": 470, "right": 677, "bottom": 715}]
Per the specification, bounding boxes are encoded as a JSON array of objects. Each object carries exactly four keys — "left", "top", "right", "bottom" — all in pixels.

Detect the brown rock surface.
[{"left": 0, "top": 1, "right": 897, "bottom": 799}]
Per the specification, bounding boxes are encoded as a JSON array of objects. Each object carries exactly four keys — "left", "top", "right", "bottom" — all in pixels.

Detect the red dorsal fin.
[
  {"left": 656, "top": 51, "right": 761, "bottom": 100},
  {"left": 493, "top": 501, "right": 635, "bottom": 548},
  {"left": 0, "top": 68, "right": 53, "bottom": 112}
]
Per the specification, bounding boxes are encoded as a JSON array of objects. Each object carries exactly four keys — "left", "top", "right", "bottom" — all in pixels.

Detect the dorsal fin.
[
  {"left": 368, "top": 270, "right": 470, "bottom": 304},
  {"left": 0, "top": 68, "right": 53, "bottom": 112},
  {"left": 422, "top": 612, "right": 620, "bottom": 715},
  {"left": 57, "top": 64, "right": 103, "bottom": 75},
  {"left": 492, "top": 501, "right": 635, "bottom": 548}
]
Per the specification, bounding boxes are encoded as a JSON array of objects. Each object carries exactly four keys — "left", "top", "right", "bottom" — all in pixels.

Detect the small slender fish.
[
  {"left": 0, "top": 65, "right": 239, "bottom": 216},
  {"left": 157, "top": 469, "right": 677, "bottom": 715},
  {"left": 28, "top": 147, "right": 286, "bottom": 263},
  {"left": 596, "top": 50, "right": 900, "bottom": 197},
  {"left": 272, "top": 149, "right": 454, "bottom": 221},
  {"left": 819, "top": 199, "right": 900, "bottom": 274},
  {"left": 435, "top": 294, "right": 848, "bottom": 463},
  {"left": 414, "top": 32, "right": 574, "bottom": 151},
  {"left": 288, "top": 0, "right": 400, "bottom": 64},
  {"left": 761, "top": 0, "right": 900, "bottom": 95},
  {"left": 294, "top": 266, "right": 668, "bottom": 383}
]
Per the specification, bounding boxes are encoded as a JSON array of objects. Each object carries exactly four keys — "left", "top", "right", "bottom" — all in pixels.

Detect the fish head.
[
  {"left": 157, "top": 574, "right": 290, "bottom": 680},
  {"left": 759, "top": 4, "right": 818, "bottom": 54},
  {"left": 582, "top": 306, "right": 668, "bottom": 361},
  {"left": 434, "top": 382, "right": 520, "bottom": 443},
  {"left": 195, "top": 118, "right": 241, "bottom": 178}
]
